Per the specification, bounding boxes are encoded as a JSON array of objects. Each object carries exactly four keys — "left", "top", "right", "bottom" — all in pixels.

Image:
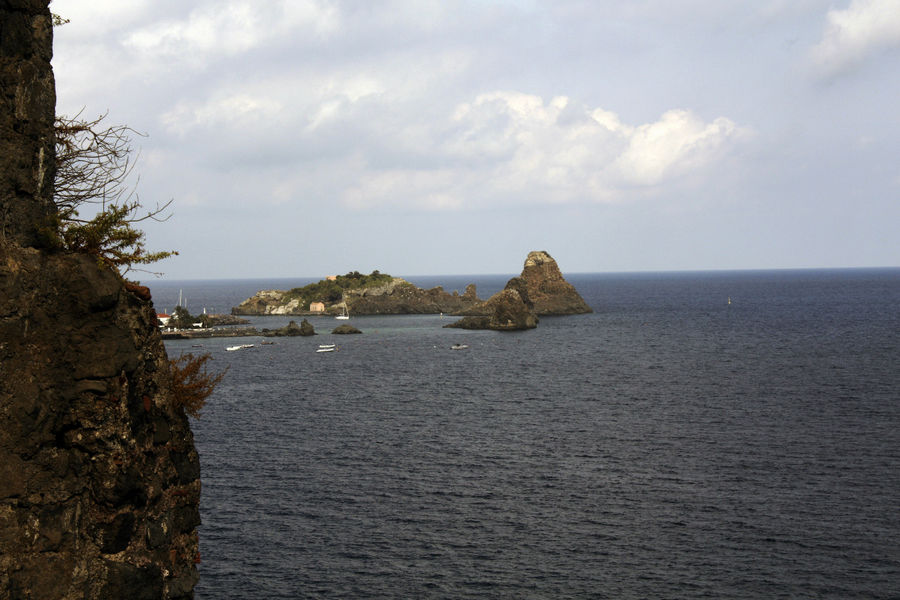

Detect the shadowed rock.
[
  {"left": 332, "top": 324, "right": 362, "bottom": 334},
  {"left": 445, "top": 276, "right": 538, "bottom": 331},
  {"left": 1, "top": 4, "right": 200, "bottom": 597},
  {"left": 263, "top": 319, "right": 315, "bottom": 337}
]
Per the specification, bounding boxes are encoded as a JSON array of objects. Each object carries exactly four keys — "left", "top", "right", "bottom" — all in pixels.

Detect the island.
[
  {"left": 445, "top": 250, "right": 591, "bottom": 330},
  {"left": 232, "top": 270, "right": 483, "bottom": 316}
]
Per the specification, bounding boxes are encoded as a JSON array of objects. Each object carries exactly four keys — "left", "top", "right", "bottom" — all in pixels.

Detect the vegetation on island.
[{"left": 285, "top": 270, "right": 394, "bottom": 310}]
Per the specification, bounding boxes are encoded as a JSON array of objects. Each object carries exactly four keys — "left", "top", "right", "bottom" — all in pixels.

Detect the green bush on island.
[{"left": 284, "top": 270, "right": 393, "bottom": 309}]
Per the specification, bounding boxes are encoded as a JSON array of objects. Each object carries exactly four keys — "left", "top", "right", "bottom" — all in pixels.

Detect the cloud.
[
  {"left": 811, "top": 0, "right": 900, "bottom": 76},
  {"left": 343, "top": 92, "right": 750, "bottom": 210},
  {"left": 124, "top": 1, "right": 338, "bottom": 60},
  {"left": 53, "top": 1, "right": 751, "bottom": 216}
]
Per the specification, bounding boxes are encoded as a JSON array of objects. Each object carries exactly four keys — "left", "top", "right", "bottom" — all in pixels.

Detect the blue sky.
[{"left": 51, "top": 0, "right": 900, "bottom": 279}]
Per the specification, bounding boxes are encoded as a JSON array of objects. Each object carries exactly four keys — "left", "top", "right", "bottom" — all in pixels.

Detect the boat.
[
  {"left": 335, "top": 306, "right": 350, "bottom": 320},
  {"left": 319, "top": 344, "right": 336, "bottom": 349},
  {"left": 451, "top": 343, "right": 469, "bottom": 350},
  {"left": 227, "top": 343, "right": 255, "bottom": 351},
  {"left": 316, "top": 346, "right": 336, "bottom": 353}
]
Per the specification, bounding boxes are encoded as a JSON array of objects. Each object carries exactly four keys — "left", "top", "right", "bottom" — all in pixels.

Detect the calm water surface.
[{"left": 153, "top": 269, "right": 900, "bottom": 599}]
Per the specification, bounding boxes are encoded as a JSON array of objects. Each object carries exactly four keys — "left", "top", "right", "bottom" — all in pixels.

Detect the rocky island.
[
  {"left": 233, "top": 270, "right": 482, "bottom": 316},
  {"left": 446, "top": 251, "right": 591, "bottom": 331}
]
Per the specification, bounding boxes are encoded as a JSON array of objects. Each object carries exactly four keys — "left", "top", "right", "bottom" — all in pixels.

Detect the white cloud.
[
  {"left": 343, "top": 92, "right": 750, "bottom": 210},
  {"left": 124, "top": 1, "right": 338, "bottom": 60},
  {"left": 811, "top": 0, "right": 900, "bottom": 76}
]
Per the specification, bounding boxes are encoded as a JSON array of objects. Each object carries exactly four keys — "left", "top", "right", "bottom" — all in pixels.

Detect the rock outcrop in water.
[
  {"left": 1, "top": 4, "right": 200, "bottom": 598},
  {"left": 444, "top": 276, "right": 538, "bottom": 331},
  {"left": 262, "top": 319, "right": 315, "bottom": 337},
  {"left": 518, "top": 250, "right": 592, "bottom": 315},
  {"left": 446, "top": 251, "right": 588, "bottom": 330},
  {"left": 332, "top": 324, "right": 362, "bottom": 334}
]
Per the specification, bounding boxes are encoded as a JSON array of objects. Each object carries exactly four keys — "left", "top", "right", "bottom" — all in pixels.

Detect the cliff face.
[
  {"left": 519, "top": 251, "right": 592, "bottom": 315},
  {"left": 451, "top": 251, "right": 591, "bottom": 329},
  {"left": 0, "top": 249, "right": 201, "bottom": 599},
  {"left": 0, "top": 0, "right": 56, "bottom": 248},
  {"left": 444, "top": 276, "right": 538, "bottom": 331},
  {"left": 0, "top": 3, "right": 200, "bottom": 598}
]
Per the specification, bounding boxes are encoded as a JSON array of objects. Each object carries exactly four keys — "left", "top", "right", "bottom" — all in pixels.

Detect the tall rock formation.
[
  {"left": 519, "top": 250, "right": 592, "bottom": 315},
  {"left": 447, "top": 250, "right": 590, "bottom": 330},
  {"left": 1, "top": 3, "right": 201, "bottom": 598}
]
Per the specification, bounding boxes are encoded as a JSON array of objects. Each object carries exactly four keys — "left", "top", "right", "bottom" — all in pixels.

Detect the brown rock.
[
  {"left": 519, "top": 250, "right": 592, "bottom": 315},
  {"left": 445, "top": 276, "right": 538, "bottom": 331},
  {"left": 0, "top": 3, "right": 201, "bottom": 597}
]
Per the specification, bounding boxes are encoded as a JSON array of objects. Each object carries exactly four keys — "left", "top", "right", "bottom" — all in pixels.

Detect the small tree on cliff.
[{"left": 45, "top": 111, "right": 177, "bottom": 274}]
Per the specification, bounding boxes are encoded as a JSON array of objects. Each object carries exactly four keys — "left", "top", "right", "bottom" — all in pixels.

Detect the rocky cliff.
[
  {"left": 518, "top": 250, "right": 592, "bottom": 315},
  {"left": 444, "top": 276, "right": 538, "bottom": 331},
  {"left": 446, "top": 251, "right": 589, "bottom": 330},
  {"left": 1, "top": 3, "right": 200, "bottom": 598},
  {"left": 233, "top": 277, "right": 482, "bottom": 316}
]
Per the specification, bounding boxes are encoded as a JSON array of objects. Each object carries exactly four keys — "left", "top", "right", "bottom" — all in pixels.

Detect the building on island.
[
  {"left": 156, "top": 313, "right": 171, "bottom": 327},
  {"left": 309, "top": 302, "right": 326, "bottom": 313}
]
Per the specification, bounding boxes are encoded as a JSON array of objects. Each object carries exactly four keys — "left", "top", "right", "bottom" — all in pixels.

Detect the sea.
[{"left": 149, "top": 269, "right": 900, "bottom": 599}]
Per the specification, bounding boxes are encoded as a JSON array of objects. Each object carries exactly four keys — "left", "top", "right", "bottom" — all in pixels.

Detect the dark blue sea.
[{"left": 150, "top": 269, "right": 900, "bottom": 599}]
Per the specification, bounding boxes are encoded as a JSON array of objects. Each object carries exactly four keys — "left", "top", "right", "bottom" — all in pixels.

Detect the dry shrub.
[{"left": 169, "top": 353, "right": 227, "bottom": 418}]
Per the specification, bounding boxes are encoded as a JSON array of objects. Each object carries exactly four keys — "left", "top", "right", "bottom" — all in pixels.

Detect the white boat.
[
  {"left": 451, "top": 343, "right": 469, "bottom": 350},
  {"left": 227, "top": 343, "right": 255, "bottom": 351},
  {"left": 316, "top": 346, "right": 336, "bottom": 353},
  {"left": 335, "top": 306, "right": 349, "bottom": 320},
  {"left": 319, "top": 344, "right": 336, "bottom": 349}
]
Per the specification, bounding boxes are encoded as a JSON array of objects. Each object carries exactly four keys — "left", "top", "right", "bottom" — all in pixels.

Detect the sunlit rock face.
[
  {"left": 447, "top": 250, "right": 590, "bottom": 330},
  {"left": 519, "top": 250, "right": 592, "bottom": 315},
  {"left": 0, "top": 2, "right": 200, "bottom": 598}
]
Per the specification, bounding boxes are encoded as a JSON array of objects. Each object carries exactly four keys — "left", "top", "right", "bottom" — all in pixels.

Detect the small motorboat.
[
  {"left": 451, "top": 343, "right": 469, "bottom": 350},
  {"left": 316, "top": 346, "right": 336, "bottom": 353},
  {"left": 226, "top": 345, "right": 242, "bottom": 351}
]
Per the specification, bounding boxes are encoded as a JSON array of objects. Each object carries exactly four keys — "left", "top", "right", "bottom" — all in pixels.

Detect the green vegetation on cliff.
[{"left": 285, "top": 270, "right": 393, "bottom": 309}]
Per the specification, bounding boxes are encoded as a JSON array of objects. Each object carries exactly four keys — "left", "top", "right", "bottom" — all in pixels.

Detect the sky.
[{"left": 50, "top": 0, "right": 900, "bottom": 279}]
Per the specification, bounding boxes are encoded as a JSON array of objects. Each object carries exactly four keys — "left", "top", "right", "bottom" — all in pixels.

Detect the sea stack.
[
  {"left": 447, "top": 250, "right": 591, "bottom": 330},
  {"left": 518, "top": 250, "right": 592, "bottom": 315}
]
